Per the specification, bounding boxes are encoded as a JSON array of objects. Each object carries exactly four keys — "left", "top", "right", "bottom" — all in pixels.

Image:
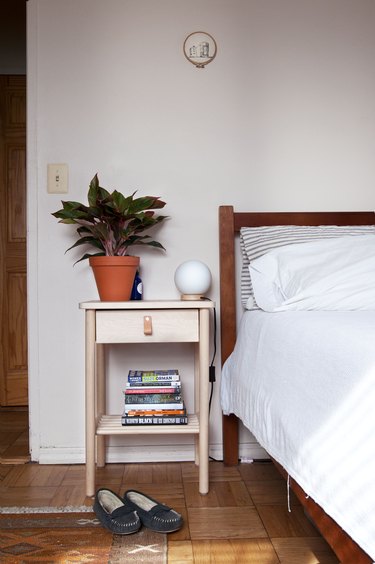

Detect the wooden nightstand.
[{"left": 79, "top": 300, "right": 215, "bottom": 497}]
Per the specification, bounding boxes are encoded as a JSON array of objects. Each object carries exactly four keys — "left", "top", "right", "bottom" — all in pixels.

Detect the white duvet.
[{"left": 221, "top": 310, "right": 375, "bottom": 560}]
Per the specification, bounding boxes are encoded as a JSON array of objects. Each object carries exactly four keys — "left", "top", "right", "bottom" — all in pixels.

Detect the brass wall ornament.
[{"left": 183, "top": 32, "right": 217, "bottom": 68}]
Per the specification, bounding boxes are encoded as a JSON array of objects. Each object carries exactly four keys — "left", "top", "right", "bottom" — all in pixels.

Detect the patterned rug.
[{"left": 0, "top": 507, "right": 167, "bottom": 563}]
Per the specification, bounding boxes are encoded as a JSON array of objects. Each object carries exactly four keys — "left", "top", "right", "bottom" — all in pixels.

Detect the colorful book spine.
[
  {"left": 127, "top": 369, "right": 180, "bottom": 383},
  {"left": 124, "top": 385, "right": 181, "bottom": 394},
  {"left": 128, "top": 374, "right": 180, "bottom": 383},
  {"left": 124, "top": 393, "right": 182, "bottom": 404},
  {"left": 122, "top": 416, "right": 188, "bottom": 425},
  {"left": 124, "top": 407, "right": 186, "bottom": 417},
  {"left": 128, "top": 369, "right": 179, "bottom": 377},
  {"left": 124, "top": 401, "right": 184, "bottom": 411},
  {"left": 126, "top": 381, "right": 181, "bottom": 388}
]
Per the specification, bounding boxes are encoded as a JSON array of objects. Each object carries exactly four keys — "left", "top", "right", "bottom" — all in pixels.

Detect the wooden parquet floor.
[{"left": 0, "top": 410, "right": 339, "bottom": 563}]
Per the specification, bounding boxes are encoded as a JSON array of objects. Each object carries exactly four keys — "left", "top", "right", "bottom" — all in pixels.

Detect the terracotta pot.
[{"left": 89, "top": 255, "right": 140, "bottom": 301}]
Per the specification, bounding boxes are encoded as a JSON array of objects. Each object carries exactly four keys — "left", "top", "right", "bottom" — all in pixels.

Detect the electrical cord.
[
  {"left": 200, "top": 297, "right": 217, "bottom": 415},
  {"left": 208, "top": 306, "right": 216, "bottom": 414}
]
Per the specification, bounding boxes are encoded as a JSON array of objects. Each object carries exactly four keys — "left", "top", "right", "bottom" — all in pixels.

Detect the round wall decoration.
[{"left": 183, "top": 32, "right": 217, "bottom": 68}]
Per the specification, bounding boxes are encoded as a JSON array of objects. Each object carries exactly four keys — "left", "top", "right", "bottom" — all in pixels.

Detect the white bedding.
[
  {"left": 249, "top": 235, "right": 375, "bottom": 312},
  {"left": 221, "top": 310, "right": 375, "bottom": 560}
]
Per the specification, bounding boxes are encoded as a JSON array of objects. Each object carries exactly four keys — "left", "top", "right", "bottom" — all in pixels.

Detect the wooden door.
[{"left": 0, "top": 75, "right": 28, "bottom": 406}]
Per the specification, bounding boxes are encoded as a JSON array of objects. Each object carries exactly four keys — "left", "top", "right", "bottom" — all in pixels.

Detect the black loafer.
[
  {"left": 94, "top": 488, "right": 141, "bottom": 534},
  {"left": 123, "top": 489, "right": 183, "bottom": 533}
]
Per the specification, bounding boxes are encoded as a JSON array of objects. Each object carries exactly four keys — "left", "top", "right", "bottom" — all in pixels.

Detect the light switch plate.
[{"left": 47, "top": 163, "right": 68, "bottom": 193}]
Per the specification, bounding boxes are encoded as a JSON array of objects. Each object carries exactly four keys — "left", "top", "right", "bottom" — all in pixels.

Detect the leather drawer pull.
[{"left": 143, "top": 315, "right": 152, "bottom": 335}]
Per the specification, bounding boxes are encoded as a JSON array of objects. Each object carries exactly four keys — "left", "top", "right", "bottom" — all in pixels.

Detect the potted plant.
[{"left": 52, "top": 173, "right": 168, "bottom": 301}]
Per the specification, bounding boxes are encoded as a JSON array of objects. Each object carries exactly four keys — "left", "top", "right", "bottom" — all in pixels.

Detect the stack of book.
[{"left": 122, "top": 369, "right": 188, "bottom": 425}]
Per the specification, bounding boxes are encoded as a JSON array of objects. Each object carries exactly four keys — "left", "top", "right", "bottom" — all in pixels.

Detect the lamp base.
[{"left": 180, "top": 293, "right": 204, "bottom": 301}]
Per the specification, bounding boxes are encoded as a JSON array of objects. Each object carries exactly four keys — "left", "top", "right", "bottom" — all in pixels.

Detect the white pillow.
[
  {"left": 240, "top": 225, "right": 375, "bottom": 309},
  {"left": 249, "top": 234, "right": 375, "bottom": 311}
]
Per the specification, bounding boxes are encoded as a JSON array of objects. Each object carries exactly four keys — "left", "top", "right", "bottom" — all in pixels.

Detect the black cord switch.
[{"left": 209, "top": 366, "right": 216, "bottom": 382}]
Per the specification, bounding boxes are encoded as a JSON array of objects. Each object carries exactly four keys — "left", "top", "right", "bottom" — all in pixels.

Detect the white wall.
[{"left": 27, "top": 0, "right": 375, "bottom": 463}]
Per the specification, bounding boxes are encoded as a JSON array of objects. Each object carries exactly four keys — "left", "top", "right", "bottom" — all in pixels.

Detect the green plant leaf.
[
  {"left": 87, "top": 174, "right": 100, "bottom": 206},
  {"left": 52, "top": 173, "right": 168, "bottom": 262},
  {"left": 66, "top": 236, "right": 105, "bottom": 253}
]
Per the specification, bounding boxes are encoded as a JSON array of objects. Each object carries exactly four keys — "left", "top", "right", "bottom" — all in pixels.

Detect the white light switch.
[{"left": 47, "top": 163, "right": 68, "bottom": 193}]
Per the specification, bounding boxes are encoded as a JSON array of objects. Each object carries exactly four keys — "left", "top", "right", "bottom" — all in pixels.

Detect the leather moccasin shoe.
[
  {"left": 94, "top": 488, "right": 141, "bottom": 535},
  {"left": 123, "top": 489, "right": 183, "bottom": 533}
]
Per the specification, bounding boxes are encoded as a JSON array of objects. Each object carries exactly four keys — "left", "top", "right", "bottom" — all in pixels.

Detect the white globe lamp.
[{"left": 174, "top": 260, "right": 212, "bottom": 300}]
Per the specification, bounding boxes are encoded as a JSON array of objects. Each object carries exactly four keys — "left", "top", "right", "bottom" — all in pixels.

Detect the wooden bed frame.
[{"left": 219, "top": 205, "right": 375, "bottom": 564}]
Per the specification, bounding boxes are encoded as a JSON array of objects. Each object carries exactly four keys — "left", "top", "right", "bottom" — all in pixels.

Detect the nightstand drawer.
[{"left": 96, "top": 309, "right": 199, "bottom": 343}]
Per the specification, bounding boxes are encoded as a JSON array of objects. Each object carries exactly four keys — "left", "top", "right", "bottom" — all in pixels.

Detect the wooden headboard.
[{"left": 219, "top": 205, "right": 375, "bottom": 466}]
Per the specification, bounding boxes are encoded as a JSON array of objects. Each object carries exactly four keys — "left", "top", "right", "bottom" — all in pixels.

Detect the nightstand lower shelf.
[{"left": 96, "top": 414, "right": 200, "bottom": 435}]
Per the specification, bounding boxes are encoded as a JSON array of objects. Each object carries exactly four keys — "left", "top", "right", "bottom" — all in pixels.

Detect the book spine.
[
  {"left": 122, "top": 416, "right": 188, "bottom": 425},
  {"left": 124, "top": 394, "right": 182, "bottom": 404},
  {"left": 128, "top": 374, "right": 180, "bottom": 382},
  {"left": 128, "top": 369, "right": 179, "bottom": 376},
  {"left": 126, "top": 381, "right": 181, "bottom": 388},
  {"left": 134, "top": 369, "right": 179, "bottom": 374},
  {"left": 124, "top": 386, "right": 181, "bottom": 394},
  {"left": 124, "top": 407, "right": 186, "bottom": 416},
  {"left": 124, "top": 402, "right": 184, "bottom": 411}
]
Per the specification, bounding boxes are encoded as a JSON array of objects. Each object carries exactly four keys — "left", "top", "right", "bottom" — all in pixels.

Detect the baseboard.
[
  {"left": 37, "top": 442, "right": 268, "bottom": 465},
  {"left": 38, "top": 447, "right": 85, "bottom": 464},
  {"left": 239, "top": 442, "right": 269, "bottom": 461},
  {"left": 106, "top": 444, "right": 196, "bottom": 463},
  {"left": 37, "top": 445, "right": 196, "bottom": 464}
]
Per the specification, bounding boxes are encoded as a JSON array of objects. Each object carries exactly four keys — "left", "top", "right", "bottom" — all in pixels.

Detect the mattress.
[{"left": 221, "top": 310, "right": 375, "bottom": 560}]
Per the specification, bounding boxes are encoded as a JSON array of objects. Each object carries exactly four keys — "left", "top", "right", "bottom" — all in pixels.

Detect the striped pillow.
[{"left": 240, "top": 225, "right": 375, "bottom": 309}]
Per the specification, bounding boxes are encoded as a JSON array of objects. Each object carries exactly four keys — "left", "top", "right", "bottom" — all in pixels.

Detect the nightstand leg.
[
  {"left": 85, "top": 309, "right": 96, "bottom": 497},
  {"left": 194, "top": 344, "right": 199, "bottom": 466},
  {"left": 199, "top": 309, "right": 210, "bottom": 494},
  {"left": 96, "top": 344, "right": 106, "bottom": 467}
]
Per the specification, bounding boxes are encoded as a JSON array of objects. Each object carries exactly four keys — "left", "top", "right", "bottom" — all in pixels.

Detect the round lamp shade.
[{"left": 174, "top": 260, "right": 212, "bottom": 300}]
